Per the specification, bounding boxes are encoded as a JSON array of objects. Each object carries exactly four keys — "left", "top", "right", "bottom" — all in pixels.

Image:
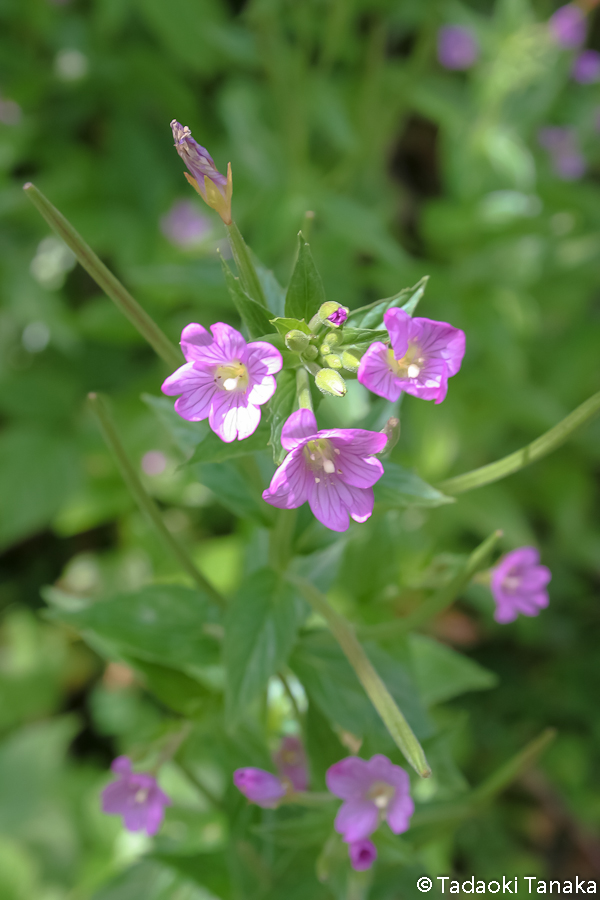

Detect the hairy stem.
[
  {"left": 439, "top": 391, "right": 600, "bottom": 495},
  {"left": 291, "top": 577, "right": 431, "bottom": 778},
  {"left": 296, "top": 366, "right": 314, "bottom": 412},
  {"left": 226, "top": 221, "right": 267, "bottom": 307},
  {"left": 23, "top": 183, "right": 181, "bottom": 370},
  {"left": 88, "top": 393, "right": 226, "bottom": 608}
]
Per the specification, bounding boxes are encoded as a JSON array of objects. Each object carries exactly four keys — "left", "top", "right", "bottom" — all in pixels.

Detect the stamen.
[
  {"left": 334, "top": 448, "right": 341, "bottom": 455},
  {"left": 134, "top": 788, "right": 149, "bottom": 804}
]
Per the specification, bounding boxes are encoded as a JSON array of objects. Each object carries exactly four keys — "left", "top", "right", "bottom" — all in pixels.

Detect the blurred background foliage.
[{"left": 1, "top": 0, "right": 600, "bottom": 897}]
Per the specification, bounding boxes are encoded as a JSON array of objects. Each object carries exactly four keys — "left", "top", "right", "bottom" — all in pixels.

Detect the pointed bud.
[
  {"left": 323, "top": 353, "right": 343, "bottom": 369},
  {"left": 315, "top": 368, "right": 347, "bottom": 397},
  {"left": 171, "top": 120, "right": 232, "bottom": 225},
  {"left": 302, "top": 344, "right": 318, "bottom": 361},
  {"left": 285, "top": 330, "right": 310, "bottom": 353},
  {"left": 316, "top": 301, "right": 349, "bottom": 327},
  {"left": 380, "top": 417, "right": 400, "bottom": 455},
  {"left": 341, "top": 350, "right": 361, "bottom": 372}
]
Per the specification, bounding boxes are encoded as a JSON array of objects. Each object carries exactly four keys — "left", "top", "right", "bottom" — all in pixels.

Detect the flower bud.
[
  {"left": 316, "top": 302, "right": 349, "bottom": 327},
  {"left": 233, "top": 768, "right": 286, "bottom": 808},
  {"left": 171, "top": 120, "right": 232, "bottom": 225},
  {"left": 341, "top": 350, "right": 361, "bottom": 372},
  {"left": 380, "top": 417, "right": 400, "bottom": 454},
  {"left": 315, "top": 368, "right": 347, "bottom": 397},
  {"left": 302, "top": 344, "right": 318, "bottom": 361},
  {"left": 285, "top": 330, "right": 310, "bottom": 353},
  {"left": 323, "top": 353, "right": 342, "bottom": 369}
]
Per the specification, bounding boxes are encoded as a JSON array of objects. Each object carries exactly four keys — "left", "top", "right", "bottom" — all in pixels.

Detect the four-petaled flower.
[
  {"left": 326, "top": 755, "right": 414, "bottom": 843},
  {"left": 491, "top": 547, "right": 551, "bottom": 624},
  {"left": 358, "top": 308, "right": 465, "bottom": 404},
  {"left": 171, "top": 120, "right": 232, "bottom": 224},
  {"left": 233, "top": 768, "right": 287, "bottom": 808},
  {"left": 262, "top": 409, "right": 387, "bottom": 532},
  {"left": 101, "top": 756, "right": 171, "bottom": 836},
  {"left": 273, "top": 735, "right": 308, "bottom": 792},
  {"left": 348, "top": 839, "right": 378, "bottom": 872},
  {"left": 162, "top": 322, "right": 282, "bottom": 443}
]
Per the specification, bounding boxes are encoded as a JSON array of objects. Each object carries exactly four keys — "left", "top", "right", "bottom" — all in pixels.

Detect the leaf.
[
  {"left": 375, "top": 461, "right": 455, "bottom": 508},
  {"left": 48, "top": 585, "right": 221, "bottom": 678},
  {"left": 355, "top": 276, "right": 429, "bottom": 329},
  {"left": 252, "top": 254, "right": 286, "bottom": 317},
  {"left": 221, "top": 258, "right": 274, "bottom": 339},
  {"left": 224, "top": 568, "right": 306, "bottom": 720},
  {"left": 266, "top": 368, "right": 297, "bottom": 465},
  {"left": 339, "top": 326, "right": 387, "bottom": 346},
  {"left": 129, "top": 659, "right": 212, "bottom": 716},
  {"left": 285, "top": 235, "right": 326, "bottom": 321},
  {"left": 92, "top": 859, "right": 220, "bottom": 900},
  {"left": 194, "top": 460, "right": 274, "bottom": 525},
  {"left": 290, "top": 632, "right": 433, "bottom": 745},
  {"left": 187, "top": 422, "right": 271, "bottom": 466},
  {"left": 409, "top": 634, "right": 498, "bottom": 707},
  {"left": 142, "top": 394, "right": 207, "bottom": 457},
  {"left": 270, "top": 316, "right": 311, "bottom": 338}
]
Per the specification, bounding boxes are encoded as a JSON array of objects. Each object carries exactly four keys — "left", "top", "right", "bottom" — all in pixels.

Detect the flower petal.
[
  {"left": 281, "top": 409, "right": 318, "bottom": 450},
  {"left": 334, "top": 800, "right": 379, "bottom": 842},
  {"left": 246, "top": 374, "right": 277, "bottom": 407},
  {"left": 336, "top": 451, "right": 384, "bottom": 489},
  {"left": 263, "top": 451, "right": 310, "bottom": 509},
  {"left": 357, "top": 342, "right": 402, "bottom": 402},
  {"left": 326, "top": 757, "right": 372, "bottom": 799},
  {"left": 101, "top": 780, "right": 132, "bottom": 815},
  {"left": 383, "top": 308, "right": 410, "bottom": 359},
  {"left": 308, "top": 478, "right": 351, "bottom": 532},
  {"left": 209, "top": 392, "right": 261, "bottom": 442},
  {"left": 210, "top": 322, "right": 248, "bottom": 361},
  {"left": 320, "top": 429, "right": 388, "bottom": 457},
  {"left": 348, "top": 839, "right": 377, "bottom": 871},
  {"left": 349, "top": 486, "right": 375, "bottom": 524},
  {"left": 179, "top": 323, "right": 214, "bottom": 363},
  {"left": 111, "top": 756, "right": 132, "bottom": 776},
  {"left": 247, "top": 341, "right": 283, "bottom": 375},
  {"left": 386, "top": 785, "right": 414, "bottom": 835}
]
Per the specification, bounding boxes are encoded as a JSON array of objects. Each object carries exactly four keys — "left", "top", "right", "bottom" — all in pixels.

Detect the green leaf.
[
  {"left": 353, "top": 276, "right": 429, "bottom": 329},
  {"left": 224, "top": 568, "right": 306, "bottom": 720},
  {"left": 375, "top": 461, "right": 455, "bottom": 508},
  {"left": 194, "top": 460, "right": 274, "bottom": 525},
  {"left": 266, "top": 369, "right": 297, "bottom": 465},
  {"left": 270, "top": 316, "right": 311, "bottom": 338},
  {"left": 48, "top": 585, "right": 221, "bottom": 678},
  {"left": 285, "top": 235, "right": 326, "bottom": 321},
  {"left": 290, "top": 632, "right": 433, "bottom": 745},
  {"left": 339, "top": 326, "right": 387, "bottom": 346},
  {"left": 142, "top": 394, "right": 207, "bottom": 458},
  {"left": 409, "top": 634, "right": 498, "bottom": 707},
  {"left": 253, "top": 254, "right": 286, "bottom": 317},
  {"left": 129, "top": 659, "right": 212, "bottom": 716},
  {"left": 221, "top": 258, "right": 274, "bottom": 339},
  {"left": 92, "top": 859, "right": 220, "bottom": 900},
  {"left": 187, "top": 422, "right": 271, "bottom": 466}
]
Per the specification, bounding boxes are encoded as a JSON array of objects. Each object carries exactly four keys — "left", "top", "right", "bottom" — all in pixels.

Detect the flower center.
[
  {"left": 303, "top": 438, "right": 343, "bottom": 483},
  {"left": 134, "top": 788, "right": 149, "bottom": 804},
  {"left": 502, "top": 571, "right": 522, "bottom": 593},
  {"left": 215, "top": 360, "right": 249, "bottom": 392},
  {"left": 387, "top": 341, "right": 425, "bottom": 379},
  {"left": 366, "top": 781, "right": 395, "bottom": 810}
]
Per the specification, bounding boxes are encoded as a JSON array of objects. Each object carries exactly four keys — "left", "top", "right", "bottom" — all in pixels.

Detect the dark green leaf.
[
  {"left": 194, "top": 460, "right": 274, "bottom": 525},
  {"left": 409, "top": 634, "right": 498, "bottom": 707},
  {"left": 253, "top": 255, "right": 286, "bottom": 317},
  {"left": 221, "top": 258, "right": 274, "bottom": 339},
  {"left": 187, "top": 422, "right": 271, "bottom": 466},
  {"left": 375, "top": 461, "right": 455, "bottom": 508},
  {"left": 270, "top": 317, "right": 311, "bottom": 338},
  {"left": 129, "top": 659, "right": 212, "bottom": 716},
  {"left": 354, "top": 276, "right": 429, "bottom": 329},
  {"left": 225, "top": 568, "right": 306, "bottom": 720},
  {"left": 266, "top": 369, "right": 297, "bottom": 465},
  {"left": 285, "top": 235, "right": 326, "bottom": 321},
  {"left": 48, "top": 585, "right": 221, "bottom": 677}
]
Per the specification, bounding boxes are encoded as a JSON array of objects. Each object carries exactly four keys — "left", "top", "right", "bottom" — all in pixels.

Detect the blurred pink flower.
[
  {"left": 437, "top": 26, "right": 479, "bottom": 70},
  {"left": 233, "top": 768, "right": 286, "bottom": 807},
  {"left": 160, "top": 199, "right": 211, "bottom": 248},
  {"left": 101, "top": 756, "right": 171, "bottom": 836},
  {"left": 490, "top": 547, "right": 551, "bottom": 624}
]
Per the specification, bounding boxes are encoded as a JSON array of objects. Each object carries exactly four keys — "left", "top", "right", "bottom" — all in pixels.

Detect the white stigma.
[
  {"left": 323, "top": 459, "right": 335, "bottom": 474},
  {"left": 223, "top": 377, "right": 238, "bottom": 391},
  {"left": 134, "top": 788, "right": 149, "bottom": 804},
  {"left": 407, "top": 364, "right": 420, "bottom": 378}
]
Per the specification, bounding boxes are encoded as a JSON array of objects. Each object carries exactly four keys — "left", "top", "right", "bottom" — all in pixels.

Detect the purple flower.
[
  {"left": 348, "top": 839, "right": 378, "bottom": 872},
  {"left": 572, "top": 49, "right": 600, "bottom": 83},
  {"left": 233, "top": 768, "right": 287, "bottom": 808},
  {"left": 491, "top": 547, "right": 551, "bottom": 624},
  {"left": 262, "top": 409, "right": 387, "bottom": 533},
  {"left": 162, "top": 322, "right": 282, "bottom": 443},
  {"left": 437, "top": 26, "right": 480, "bottom": 70},
  {"left": 549, "top": 4, "right": 586, "bottom": 49},
  {"left": 273, "top": 736, "right": 308, "bottom": 792},
  {"left": 101, "top": 756, "right": 171, "bottom": 836},
  {"left": 328, "top": 307, "right": 348, "bottom": 327},
  {"left": 160, "top": 199, "right": 211, "bottom": 248},
  {"left": 538, "top": 127, "right": 586, "bottom": 180},
  {"left": 326, "top": 755, "right": 414, "bottom": 842},
  {"left": 357, "top": 308, "right": 465, "bottom": 405},
  {"left": 171, "top": 120, "right": 232, "bottom": 224}
]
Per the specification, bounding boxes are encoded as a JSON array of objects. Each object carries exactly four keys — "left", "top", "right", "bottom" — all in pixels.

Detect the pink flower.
[
  {"left": 162, "top": 322, "right": 282, "bottom": 443},
  {"left": 348, "top": 839, "right": 378, "bottom": 871},
  {"left": 437, "top": 25, "right": 480, "bottom": 71},
  {"left": 572, "top": 49, "right": 600, "bottom": 83},
  {"left": 160, "top": 199, "right": 211, "bottom": 248},
  {"left": 491, "top": 547, "right": 551, "bottom": 624},
  {"left": 326, "top": 755, "right": 414, "bottom": 843},
  {"left": 101, "top": 756, "right": 171, "bottom": 836},
  {"left": 262, "top": 409, "right": 387, "bottom": 532},
  {"left": 273, "top": 736, "right": 308, "bottom": 792},
  {"left": 233, "top": 768, "right": 287, "bottom": 807},
  {"left": 549, "top": 4, "right": 586, "bottom": 49},
  {"left": 328, "top": 307, "right": 348, "bottom": 326},
  {"left": 357, "top": 308, "right": 465, "bottom": 404}
]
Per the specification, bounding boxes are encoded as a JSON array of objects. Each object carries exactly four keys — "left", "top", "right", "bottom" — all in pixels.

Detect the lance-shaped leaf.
[
  {"left": 221, "top": 257, "right": 274, "bottom": 339},
  {"left": 375, "top": 461, "right": 455, "bottom": 508},
  {"left": 350, "top": 276, "right": 429, "bottom": 330},
  {"left": 267, "top": 368, "right": 297, "bottom": 465},
  {"left": 187, "top": 422, "right": 271, "bottom": 465},
  {"left": 285, "top": 234, "right": 326, "bottom": 321},
  {"left": 270, "top": 316, "right": 312, "bottom": 338}
]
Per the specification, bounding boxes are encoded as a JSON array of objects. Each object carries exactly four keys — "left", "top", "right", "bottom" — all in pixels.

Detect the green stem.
[
  {"left": 296, "top": 366, "right": 313, "bottom": 411},
  {"left": 88, "top": 393, "right": 226, "bottom": 609},
  {"left": 279, "top": 669, "right": 304, "bottom": 724},
  {"left": 226, "top": 221, "right": 267, "bottom": 307},
  {"left": 362, "top": 530, "right": 503, "bottom": 641},
  {"left": 175, "top": 757, "right": 224, "bottom": 810},
  {"left": 23, "top": 183, "right": 181, "bottom": 370},
  {"left": 290, "top": 576, "right": 431, "bottom": 778},
  {"left": 269, "top": 509, "right": 298, "bottom": 572},
  {"left": 279, "top": 791, "right": 334, "bottom": 807},
  {"left": 439, "top": 391, "right": 600, "bottom": 496}
]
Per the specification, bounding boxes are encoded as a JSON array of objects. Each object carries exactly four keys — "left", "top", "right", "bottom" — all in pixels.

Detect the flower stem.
[
  {"left": 361, "top": 529, "right": 503, "bottom": 640},
  {"left": 290, "top": 576, "right": 431, "bottom": 778},
  {"left": 269, "top": 509, "right": 297, "bottom": 572},
  {"left": 226, "top": 221, "right": 268, "bottom": 307},
  {"left": 296, "top": 366, "right": 313, "bottom": 412},
  {"left": 439, "top": 391, "right": 600, "bottom": 496},
  {"left": 23, "top": 183, "right": 181, "bottom": 370},
  {"left": 88, "top": 393, "right": 226, "bottom": 609}
]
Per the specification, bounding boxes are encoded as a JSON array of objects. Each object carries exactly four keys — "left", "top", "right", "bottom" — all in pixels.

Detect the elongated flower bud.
[
  {"left": 315, "top": 367, "right": 347, "bottom": 397},
  {"left": 323, "top": 353, "right": 343, "bottom": 369},
  {"left": 341, "top": 350, "right": 361, "bottom": 372},
  {"left": 171, "top": 120, "right": 233, "bottom": 225},
  {"left": 285, "top": 330, "right": 310, "bottom": 353}
]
